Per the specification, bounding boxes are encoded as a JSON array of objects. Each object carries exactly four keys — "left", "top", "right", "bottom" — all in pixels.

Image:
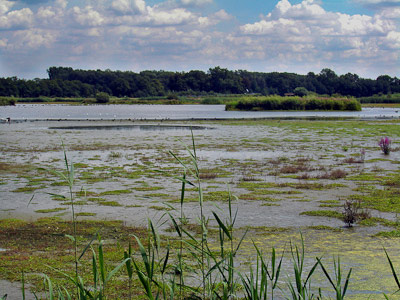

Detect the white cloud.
[
  {"left": 237, "top": 0, "right": 399, "bottom": 76},
  {"left": 147, "top": 7, "right": 192, "bottom": 25},
  {"left": 376, "top": 7, "right": 400, "bottom": 18},
  {"left": 0, "top": 7, "right": 33, "bottom": 29},
  {"left": 386, "top": 31, "right": 400, "bottom": 49},
  {"left": 55, "top": 0, "right": 67, "bottom": 10},
  {"left": 72, "top": 6, "right": 104, "bottom": 27},
  {"left": 111, "top": 0, "right": 130, "bottom": 13},
  {"left": 111, "top": 0, "right": 147, "bottom": 15},
  {"left": 11, "top": 29, "right": 57, "bottom": 49},
  {"left": 0, "top": 0, "right": 398, "bottom": 79},
  {"left": 0, "top": 0, "right": 14, "bottom": 15}
]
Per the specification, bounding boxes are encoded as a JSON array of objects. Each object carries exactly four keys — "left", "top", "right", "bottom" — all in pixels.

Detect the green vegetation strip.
[
  {"left": 226, "top": 96, "right": 361, "bottom": 111},
  {"left": 300, "top": 210, "right": 343, "bottom": 219}
]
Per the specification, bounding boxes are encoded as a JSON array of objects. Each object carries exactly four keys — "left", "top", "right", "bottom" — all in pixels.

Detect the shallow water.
[
  {"left": 1, "top": 104, "right": 400, "bottom": 120},
  {"left": 1, "top": 120, "right": 398, "bottom": 228},
  {"left": 49, "top": 124, "right": 214, "bottom": 131},
  {"left": 1, "top": 119, "right": 400, "bottom": 298}
]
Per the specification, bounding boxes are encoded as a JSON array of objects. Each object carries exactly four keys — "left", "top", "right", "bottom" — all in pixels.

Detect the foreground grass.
[{"left": 0, "top": 217, "right": 148, "bottom": 299}]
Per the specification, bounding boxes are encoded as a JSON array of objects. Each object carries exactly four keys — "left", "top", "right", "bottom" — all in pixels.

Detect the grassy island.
[{"left": 225, "top": 96, "right": 362, "bottom": 111}]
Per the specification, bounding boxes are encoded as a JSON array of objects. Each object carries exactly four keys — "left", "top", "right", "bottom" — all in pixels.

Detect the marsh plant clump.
[
  {"left": 342, "top": 199, "right": 371, "bottom": 227},
  {"left": 379, "top": 137, "right": 392, "bottom": 155}
]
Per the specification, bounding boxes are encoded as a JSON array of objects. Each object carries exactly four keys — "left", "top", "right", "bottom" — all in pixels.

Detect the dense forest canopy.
[{"left": 0, "top": 67, "right": 399, "bottom": 98}]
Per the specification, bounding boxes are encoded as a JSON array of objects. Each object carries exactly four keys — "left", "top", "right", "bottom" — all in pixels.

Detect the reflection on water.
[{"left": 49, "top": 124, "right": 214, "bottom": 131}]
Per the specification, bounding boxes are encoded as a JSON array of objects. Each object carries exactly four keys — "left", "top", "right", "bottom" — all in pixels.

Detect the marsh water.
[
  {"left": 1, "top": 104, "right": 400, "bottom": 121},
  {"left": 1, "top": 111, "right": 400, "bottom": 298}
]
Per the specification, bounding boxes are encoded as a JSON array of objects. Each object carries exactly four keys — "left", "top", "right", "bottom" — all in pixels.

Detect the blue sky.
[{"left": 0, "top": 0, "right": 399, "bottom": 79}]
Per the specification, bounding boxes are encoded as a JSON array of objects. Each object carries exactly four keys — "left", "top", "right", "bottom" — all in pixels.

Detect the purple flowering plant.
[{"left": 379, "top": 137, "right": 391, "bottom": 155}]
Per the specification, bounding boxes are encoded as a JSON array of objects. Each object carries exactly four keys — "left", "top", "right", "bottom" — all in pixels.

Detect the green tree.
[
  {"left": 294, "top": 87, "right": 309, "bottom": 97},
  {"left": 95, "top": 92, "right": 110, "bottom": 103}
]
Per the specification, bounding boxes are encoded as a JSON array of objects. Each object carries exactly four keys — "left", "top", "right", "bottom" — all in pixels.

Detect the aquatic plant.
[
  {"left": 342, "top": 200, "right": 358, "bottom": 227},
  {"left": 379, "top": 137, "right": 392, "bottom": 155},
  {"left": 342, "top": 199, "right": 371, "bottom": 227}
]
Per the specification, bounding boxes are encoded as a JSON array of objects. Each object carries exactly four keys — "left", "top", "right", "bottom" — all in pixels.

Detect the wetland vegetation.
[
  {"left": 225, "top": 96, "right": 361, "bottom": 111},
  {"left": 0, "top": 118, "right": 400, "bottom": 299}
]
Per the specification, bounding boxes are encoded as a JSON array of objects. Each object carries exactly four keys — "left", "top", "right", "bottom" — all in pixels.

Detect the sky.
[{"left": 0, "top": 0, "right": 399, "bottom": 79}]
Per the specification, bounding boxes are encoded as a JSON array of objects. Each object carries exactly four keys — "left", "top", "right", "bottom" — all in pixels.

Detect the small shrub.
[
  {"left": 379, "top": 137, "right": 391, "bottom": 155},
  {"left": 343, "top": 156, "right": 364, "bottom": 164},
  {"left": 280, "top": 165, "right": 301, "bottom": 174},
  {"left": 343, "top": 200, "right": 358, "bottom": 227},
  {"left": 297, "top": 173, "right": 311, "bottom": 180},
  {"left": 95, "top": 92, "right": 110, "bottom": 103},
  {"left": 328, "top": 169, "right": 347, "bottom": 179},
  {"left": 293, "top": 87, "right": 309, "bottom": 97},
  {"left": 342, "top": 200, "right": 371, "bottom": 227}
]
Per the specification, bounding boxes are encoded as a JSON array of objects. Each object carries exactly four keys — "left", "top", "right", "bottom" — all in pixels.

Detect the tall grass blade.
[
  {"left": 161, "top": 244, "right": 170, "bottom": 275},
  {"left": 149, "top": 220, "right": 160, "bottom": 251},
  {"left": 181, "top": 171, "right": 186, "bottom": 206},
  {"left": 105, "top": 257, "right": 130, "bottom": 283},
  {"left": 385, "top": 248, "right": 400, "bottom": 290},
  {"left": 27, "top": 195, "right": 35, "bottom": 207},
  {"left": 79, "top": 230, "right": 101, "bottom": 261},
  {"left": 21, "top": 270, "right": 25, "bottom": 300},
  {"left": 98, "top": 237, "right": 106, "bottom": 285},
  {"left": 92, "top": 249, "right": 98, "bottom": 293},
  {"left": 317, "top": 257, "right": 335, "bottom": 289},
  {"left": 342, "top": 268, "right": 352, "bottom": 298},
  {"left": 168, "top": 214, "right": 182, "bottom": 237},
  {"left": 212, "top": 212, "right": 232, "bottom": 240},
  {"left": 42, "top": 274, "right": 54, "bottom": 300},
  {"left": 134, "top": 235, "right": 152, "bottom": 279},
  {"left": 132, "top": 259, "right": 154, "bottom": 300}
]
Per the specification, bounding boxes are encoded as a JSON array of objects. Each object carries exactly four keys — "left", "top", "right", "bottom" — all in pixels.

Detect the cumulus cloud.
[
  {"left": 72, "top": 6, "right": 104, "bottom": 27},
  {"left": 111, "top": 0, "right": 147, "bottom": 15},
  {"left": 11, "top": 28, "right": 57, "bottom": 49},
  {"left": 230, "top": 0, "right": 400, "bottom": 78},
  {"left": 0, "top": 0, "right": 14, "bottom": 15},
  {"left": 0, "top": 0, "right": 398, "bottom": 79},
  {"left": 0, "top": 6, "right": 33, "bottom": 29},
  {"left": 239, "top": 0, "right": 399, "bottom": 67}
]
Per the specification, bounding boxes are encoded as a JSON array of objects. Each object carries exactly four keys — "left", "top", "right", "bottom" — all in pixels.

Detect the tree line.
[{"left": 0, "top": 66, "right": 399, "bottom": 98}]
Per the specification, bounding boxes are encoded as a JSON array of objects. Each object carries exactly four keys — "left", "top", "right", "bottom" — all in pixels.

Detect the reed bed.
[{"left": 225, "top": 96, "right": 361, "bottom": 111}]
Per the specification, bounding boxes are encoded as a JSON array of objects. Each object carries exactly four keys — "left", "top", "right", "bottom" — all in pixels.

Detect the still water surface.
[{"left": 1, "top": 104, "right": 399, "bottom": 120}]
